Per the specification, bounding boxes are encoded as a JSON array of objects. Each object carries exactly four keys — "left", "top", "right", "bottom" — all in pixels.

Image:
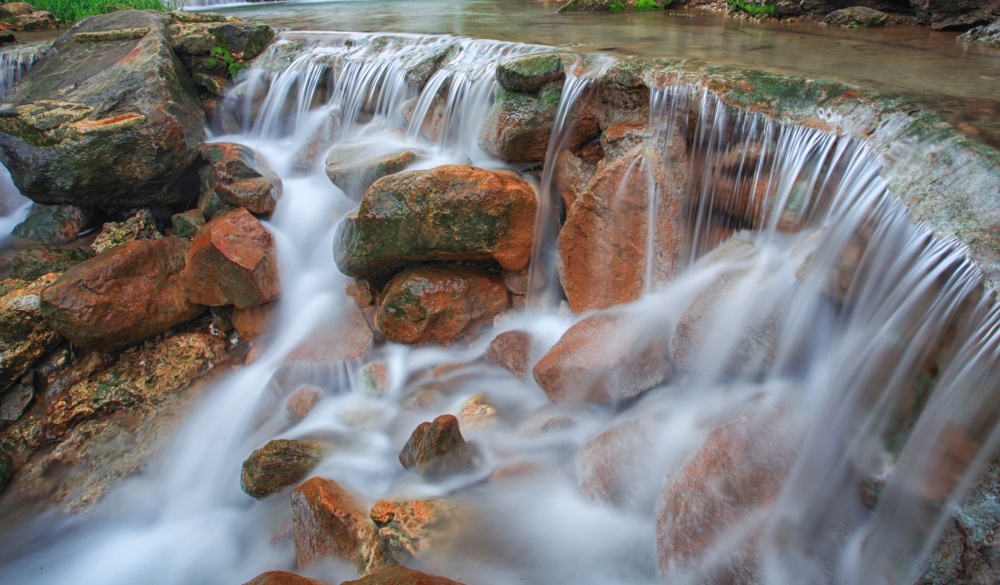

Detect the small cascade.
[
  {"left": 0, "top": 30, "right": 998, "bottom": 585},
  {"left": 0, "top": 43, "right": 44, "bottom": 100}
]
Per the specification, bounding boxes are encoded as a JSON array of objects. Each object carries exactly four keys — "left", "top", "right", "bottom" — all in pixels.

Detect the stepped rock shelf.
[{"left": 0, "top": 10, "right": 999, "bottom": 585}]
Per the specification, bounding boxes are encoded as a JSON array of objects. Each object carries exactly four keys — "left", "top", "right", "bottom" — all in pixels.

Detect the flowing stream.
[{"left": 0, "top": 29, "right": 999, "bottom": 585}]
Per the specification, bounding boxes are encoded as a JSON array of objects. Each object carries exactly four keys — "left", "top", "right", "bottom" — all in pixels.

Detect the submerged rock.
[
  {"left": 370, "top": 498, "right": 464, "bottom": 566},
  {"left": 334, "top": 165, "right": 537, "bottom": 280},
  {"left": 822, "top": 6, "right": 890, "bottom": 27},
  {"left": 90, "top": 208, "right": 162, "bottom": 255},
  {"left": 325, "top": 142, "right": 420, "bottom": 200},
  {"left": 9, "top": 245, "right": 91, "bottom": 281},
  {"left": 485, "top": 330, "right": 533, "bottom": 378},
  {"left": 40, "top": 238, "right": 204, "bottom": 352},
  {"left": 242, "top": 571, "right": 326, "bottom": 585},
  {"left": 181, "top": 207, "right": 280, "bottom": 309},
  {"left": 533, "top": 312, "right": 672, "bottom": 404},
  {"left": 11, "top": 205, "right": 97, "bottom": 244},
  {"left": 196, "top": 142, "right": 283, "bottom": 217},
  {"left": 398, "top": 414, "right": 474, "bottom": 477},
  {"left": 0, "top": 11, "right": 204, "bottom": 207},
  {"left": 376, "top": 266, "right": 508, "bottom": 345},
  {"left": 0, "top": 274, "right": 61, "bottom": 393},
  {"left": 341, "top": 567, "right": 466, "bottom": 585},
  {"left": 240, "top": 438, "right": 326, "bottom": 499}
]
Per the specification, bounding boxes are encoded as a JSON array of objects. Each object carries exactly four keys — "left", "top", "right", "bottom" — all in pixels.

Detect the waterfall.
[{"left": 0, "top": 31, "right": 997, "bottom": 585}]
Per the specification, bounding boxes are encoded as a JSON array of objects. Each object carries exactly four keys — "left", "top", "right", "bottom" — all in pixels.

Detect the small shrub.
[
  {"left": 634, "top": 0, "right": 667, "bottom": 11},
  {"left": 207, "top": 45, "right": 245, "bottom": 79},
  {"left": 726, "top": 0, "right": 776, "bottom": 16},
  {"left": 609, "top": 1, "right": 627, "bottom": 12}
]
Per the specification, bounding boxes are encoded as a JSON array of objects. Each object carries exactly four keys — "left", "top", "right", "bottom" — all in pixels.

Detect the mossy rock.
[
  {"left": 496, "top": 53, "right": 565, "bottom": 93},
  {"left": 10, "top": 245, "right": 92, "bottom": 281},
  {"left": 821, "top": 6, "right": 889, "bottom": 28}
]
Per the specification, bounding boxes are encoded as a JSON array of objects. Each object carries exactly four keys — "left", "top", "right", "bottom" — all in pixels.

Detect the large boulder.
[
  {"left": 0, "top": 10, "right": 205, "bottom": 207},
  {"left": 341, "top": 567, "right": 466, "bottom": 585},
  {"left": 910, "top": 0, "right": 1000, "bottom": 29},
  {"left": 375, "top": 266, "right": 508, "bottom": 345},
  {"left": 0, "top": 274, "right": 62, "bottom": 393},
  {"left": 11, "top": 205, "right": 97, "bottom": 244},
  {"left": 533, "top": 312, "right": 672, "bottom": 404},
  {"left": 240, "top": 439, "right": 326, "bottom": 499},
  {"left": 822, "top": 6, "right": 890, "bottom": 27},
  {"left": 196, "top": 142, "right": 282, "bottom": 217},
  {"left": 181, "top": 207, "right": 280, "bottom": 309},
  {"left": 39, "top": 238, "right": 204, "bottom": 352},
  {"left": 334, "top": 165, "right": 537, "bottom": 280}
]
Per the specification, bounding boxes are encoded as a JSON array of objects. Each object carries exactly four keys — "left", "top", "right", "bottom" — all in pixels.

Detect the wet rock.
[
  {"left": 576, "top": 412, "right": 666, "bottom": 513},
  {"left": 822, "top": 6, "right": 890, "bottom": 27},
  {"left": 242, "top": 571, "right": 326, "bottom": 585},
  {"left": 197, "top": 142, "right": 282, "bottom": 217},
  {"left": 9, "top": 245, "right": 91, "bottom": 281},
  {"left": 496, "top": 53, "right": 564, "bottom": 93},
  {"left": 559, "top": 122, "right": 688, "bottom": 312},
  {"left": 485, "top": 330, "right": 532, "bottom": 378},
  {"left": 479, "top": 85, "right": 560, "bottom": 163},
  {"left": 290, "top": 476, "right": 389, "bottom": 572},
  {"left": 90, "top": 208, "right": 162, "bottom": 255},
  {"left": 0, "top": 4, "right": 57, "bottom": 32},
  {"left": 533, "top": 312, "right": 672, "bottom": 404},
  {"left": 0, "top": 11, "right": 205, "bottom": 207},
  {"left": 0, "top": 381, "right": 33, "bottom": 423},
  {"left": 286, "top": 385, "right": 321, "bottom": 420},
  {"left": 241, "top": 439, "right": 326, "bottom": 499},
  {"left": 40, "top": 238, "right": 203, "bottom": 352},
  {"left": 232, "top": 300, "right": 275, "bottom": 339},
  {"left": 325, "top": 142, "right": 420, "bottom": 200},
  {"left": 655, "top": 410, "right": 798, "bottom": 582},
  {"left": 346, "top": 279, "right": 377, "bottom": 307},
  {"left": 181, "top": 207, "right": 280, "bottom": 309},
  {"left": 358, "top": 362, "right": 391, "bottom": 396},
  {"left": 459, "top": 392, "right": 498, "bottom": 431},
  {"left": 0, "top": 274, "right": 61, "bottom": 393},
  {"left": 334, "top": 165, "right": 537, "bottom": 280},
  {"left": 398, "top": 414, "right": 474, "bottom": 477},
  {"left": 0, "top": 450, "right": 12, "bottom": 493},
  {"left": 370, "top": 498, "right": 463, "bottom": 565},
  {"left": 958, "top": 18, "right": 1000, "bottom": 47},
  {"left": 402, "top": 95, "right": 445, "bottom": 142},
  {"left": 341, "top": 566, "right": 466, "bottom": 585},
  {"left": 910, "top": 0, "right": 1000, "bottom": 30},
  {"left": 376, "top": 266, "right": 508, "bottom": 345},
  {"left": 555, "top": 149, "right": 595, "bottom": 210},
  {"left": 12, "top": 205, "right": 96, "bottom": 244},
  {"left": 171, "top": 208, "right": 206, "bottom": 240}
]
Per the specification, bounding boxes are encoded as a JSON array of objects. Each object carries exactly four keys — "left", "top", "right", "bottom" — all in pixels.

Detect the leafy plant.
[
  {"left": 609, "top": 1, "right": 627, "bottom": 12},
  {"left": 25, "top": 0, "right": 175, "bottom": 24},
  {"left": 634, "top": 0, "right": 667, "bottom": 11},
  {"left": 207, "top": 45, "right": 245, "bottom": 79},
  {"left": 727, "top": 0, "right": 776, "bottom": 16}
]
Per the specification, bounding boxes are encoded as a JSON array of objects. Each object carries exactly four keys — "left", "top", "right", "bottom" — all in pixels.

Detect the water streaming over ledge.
[{"left": 0, "top": 31, "right": 998, "bottom": 585}]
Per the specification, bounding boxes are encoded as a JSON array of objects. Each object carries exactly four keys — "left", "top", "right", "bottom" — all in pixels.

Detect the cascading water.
[
  {"left": 0, "top": 31, "right": 998, "bottom": 585},
  {"left": 0, "top": 44, "right": 42, "bottom": 241}
]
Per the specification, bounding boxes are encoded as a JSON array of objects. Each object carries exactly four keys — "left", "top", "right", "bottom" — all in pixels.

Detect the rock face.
[
  {"left": 375, "top": 266, "right": 508, "bottom": 344},
  {"left": 911, "top": 0, "right": 1000, "bottom": 29},
  {"left": 325, "top": 142, "right": 419, "bottom": 200},
  {"left": 181, "top": 207, "right": 280, "bottom": 309},
  {"left": 0, "top": 274, "right": 61, "bottom": 393},
  {"left": 242, "top": 571, "right": 325, "bottom": 585},
  {"left": 196, "top": 142, "right": 282, "bottom": 216},
  {"left": 10, "top": 245, "right": 91, "bottom": 282},
  {"left": 533, "top": 313, "right": 672, "bottom": 404},
  {"left": 0, "top": 10, "right": 205, "bottom": 207},
  {"left": 290, "top": 476, "right": 389, "bottom": 573},
  {"left": 822, "top": 6, "right": 890, "bottom": 26},
  {"left": 398, "top": 414, "right": 474, "bottom": 477},
  {"left": 341, "top": 567, "right": 466, "bottom": 585},
  {"left": 958, "top": 18, "right": 1000, "bottom": 46},
  {"left": 240, "top": 439, "right": 326, "bottom": 499},
  {"left": 12, "top": 205, "right": 96, "bottom": 244},
  {"left": 334, "top": 165, "right": 537, "bottom": 280},
  {"left": 40, "top": 238, "right": 204, "bottom": 352}
]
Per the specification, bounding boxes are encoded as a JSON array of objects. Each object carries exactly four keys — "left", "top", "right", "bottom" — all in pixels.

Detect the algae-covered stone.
[
  {"left": 479, "top": 86, "right": 560, "bottom": 162},
  {"left": 12, "top": 205, "right": 96, "bottom": 243},
  {"left": 10, "top": 245, "right": 91, "bottom": 281},
  {"left": 325, "top": 142, "right": 419, "bottom": 200},
  {"left": 171, "top": 209, "right": 206, "bottom": 239},
  {"left": 0, "top": 274, "right": 62, "bottom": 393},
  {"left": 240, "top": 439, "right": 326, "bottom": 499},
  {"left": 496, "top": 53, "right": 564, "bottom": 93},
  {"left": 334, "top": 165, "right": 537, "bottom": 280},
  {"left": 90, "top": 209, "right": 162, "bottom": 255},
  {"left": 821, "top": 6, "right": 889, "bottom": 27}
]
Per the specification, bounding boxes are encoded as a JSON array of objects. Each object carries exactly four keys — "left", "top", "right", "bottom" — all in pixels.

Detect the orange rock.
[
  {"left": 286, "top": 385, "right": 321, "bottom": 420},
  {"left": 458, "top": 392, "right": 498, "bottom": 430},
  {"left": 197, "top": 142, "right": 282, "bottom": 216},
  {"left": 340, "top": 566, "right": 466, "bottom": 585},
  {"left": 370, "top": 498, "right": 462, "bottom": 565},
  {"left": 532, "top": 312, "right": 672, "bottom": 403},
  {"left": 242, "top": 571, "right": 325, "bottom": 585},
  {"left": 233, "top": 300, "right": 276, "bottom": 339},
  {"left": 40, "top": 238, "right": 204, "bottom": 352},
  {"left": 576, "top": 412, "right": 665, "bottom": 513},
  {"left": 346, "top": 279, "right": 377, "bottom": 307},
  {"left": 484, "top": 330, "right": 532, "bottom": 378},
  {"left": 182, "top": 208, "right": 280, "bottom": 309},
  {"left": 375, "top": 266, "right": 508, "bottom": 345}
]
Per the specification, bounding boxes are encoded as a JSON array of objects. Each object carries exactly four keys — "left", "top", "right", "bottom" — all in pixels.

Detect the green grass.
[
  {"left": 19, "top": 0, "right": 176, "bottom": 24},
  {"left": 609, "top": 1, "right": 626, "bottom": 12},
  {"left": 634, "top": 0, "right": 668, "bottom": 10},
  {"left": 727, "top": 0, "right": 776, "bottom": 16}
]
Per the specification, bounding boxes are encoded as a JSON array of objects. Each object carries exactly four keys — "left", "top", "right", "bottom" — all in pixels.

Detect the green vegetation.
[
  {"left": 727, "top": 0, "right": 776, "bottom": 17},
  {"left": 208, "top": 45, "right": 245, "bottom": 79},
  {"left": 609, "top": 1, "right": 626, "bottom": 12},
  {"left": 634, "top": 0, "right": 667, "bottom": 11},
  {"left": 24, "top": 0, "right": 175, "bottom": 24}
]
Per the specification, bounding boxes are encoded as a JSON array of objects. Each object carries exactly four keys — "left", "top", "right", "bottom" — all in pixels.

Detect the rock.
[
  {"left": 169, "top": 18, "right": 274, "bottom": 60},
  {"left": 242, "top": 571, "right": 326, "bottom": 585},
  {"left": 398, "top": 414, "right": 474, "bottom": 477},
  {"left": 458, "top": 392, "right": 498, "bottom": 430},
  {"left": 0, "top": 11, "right": 205, "bottom": 207},
  {"left": 370, "top": 498, "right": 463, "bottom": 565},
  {"left": 197, "top": 142, "right": 282, "bottom": 217},
  {"left": 402, "top": 95, "right": 446, "bottom": 142},
  {"left": 286, "top": 385, "right": 321, "bottom": 420},
  {"left": 655, "top": 410, "right": 798, "bottom": 582},
  {"left": 9, "top": 245, "right": 91, "bottom": 281},
  {"left": 576, "top": 413, "right": 666, "bottom": 513},
  {"left": 334, "top": 165, "right": 537, "bottom": 280},
  {"left": 325, "top": 142, "right": 420, "bottom": 200},
  {"left": 90, "top": 208, "right": 162, "bottom": 255},
  {"left": 958, "top": 18, "right": 1000, "bottom": 47},
  {"left": 0, "top": 274, "right": 62, "bottom": 393},
  {"left": 555, "top": 149, "right": 595, "bottom": 210},
  {"left": 358, "top": 362, "right": 391, "bottom": 396},
  {"left": 0, "top": 450, "right": 12, "bottom": 493},
  {"left": 822, "top": 6, "right": 890, "bottom": 27},
  {"left": 346, "top": 279, "right": 377, "bottom": 307},
  {"left": 232, "top": 300, "right": 275, "bottom": 339},
  {"left": 181, "top": 208, "right": 280, "bottom": 309},
  {"left": 496, "top": 53, "right": 564, "bottom": 93},
  {"left": 40, "top": 238, "right": 203, "bottom": 352},
  {"left": 11, "top": 205, "right": 96, "bottom": 244},
  {"left": 910, "top": 0, "right": 1000, "bottom": 30},
  {"left": 13, "top": 10, "right": 56, "bottom": 31},
  {"left": 0, "top": 32, "right": 15, "bottom": 45},
  {"left": 478, "top": 85, "right": 560, "bottom": 162},
  {"left": 558, "top": 121, "right": 688, "bottom": 312},
  {"left": 171, "top": 208, "right": 206, "bottom": 239},
  {"left": 375, "top": 266, "right": 508, "bottom": 345},
  {"left": 0, "top": 381, "right": 33, "bottom": 423},
  {"left": 241, "top": 439, "right": 326, "bottom": 499},
  {"left": 0, "top": 3, "right": 36, "bottom": 18},
  {"left": 485, "top": 330, "right": 532, "bottom": 378},
  {"left": 290, "top": 476, "right": 389, "bottom": 572},
  {"left": 533, "top": 312, "right": 672, "bottom": 404},
  {"left": 340, "top": 567, "right": 466, "bottom": 585}
]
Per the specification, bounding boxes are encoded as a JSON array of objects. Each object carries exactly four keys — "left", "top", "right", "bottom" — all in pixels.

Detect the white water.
[{"left": 1, "top": 31, "right": 999, "bottom": 585}]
